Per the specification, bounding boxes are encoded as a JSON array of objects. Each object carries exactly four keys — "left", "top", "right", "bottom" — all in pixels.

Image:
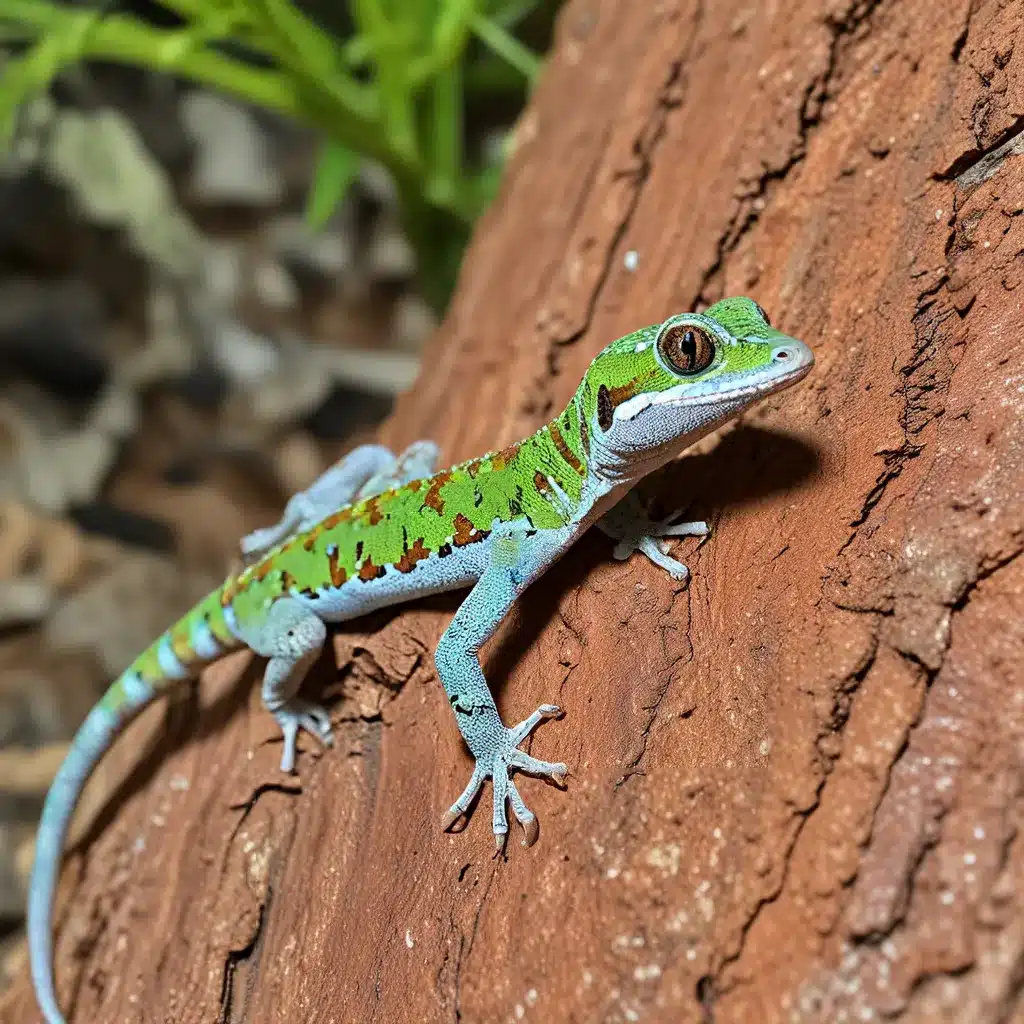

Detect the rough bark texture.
[{"left": 4, "top": 0, "right": 1024, "bottom": 1021}]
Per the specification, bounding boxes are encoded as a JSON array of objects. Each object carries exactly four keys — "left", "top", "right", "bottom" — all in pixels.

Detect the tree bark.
[{"left": 5, "top": 0, "right": 1024, "bottom": 1021}]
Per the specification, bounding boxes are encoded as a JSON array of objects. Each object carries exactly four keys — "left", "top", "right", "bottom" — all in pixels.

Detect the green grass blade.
[
  {"left": 470, "top": 12, "right": 539, "bottom": 83},
  {"left": 305, "top": 138, "right": 359, "bottom": 227},
  {"left": 426, "top": 59, "right": 461, "bottom": 206},
  {"left": 483, "top": 0, "right": 541, "bottom": 30},
  {"left": 350, "top": 0, "right": 418, "bottom": 165}
]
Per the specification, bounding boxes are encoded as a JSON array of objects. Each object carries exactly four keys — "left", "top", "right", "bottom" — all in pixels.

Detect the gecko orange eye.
[{"left": 658, "top": 324, "right": 716, "bottom": 375}]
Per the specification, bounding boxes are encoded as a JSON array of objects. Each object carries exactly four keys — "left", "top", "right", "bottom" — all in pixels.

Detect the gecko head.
[{"left": 580, "top": 297, "right": 814, "bottom": 480}]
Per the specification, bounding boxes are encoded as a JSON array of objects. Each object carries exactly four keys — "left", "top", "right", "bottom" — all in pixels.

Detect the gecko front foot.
[
  {"left": 273, "top": 698, "right": 334, "bottom": 773},
  {"left": 612, "top": 510, "right": 709, "bottom": 583},
  {"left": 600, "top": 490, "right": 710, "bottom": 583},
  {"left": 441, "top": 704, "right": 567, "bottom": 850}
]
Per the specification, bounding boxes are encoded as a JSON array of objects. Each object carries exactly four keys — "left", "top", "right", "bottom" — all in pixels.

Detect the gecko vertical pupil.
[
  {"left": 597, "top": 384, "right": 614, "bottom": 431},
  {"left": 658, "top": 324, "right": 716, "bottom": 375}
]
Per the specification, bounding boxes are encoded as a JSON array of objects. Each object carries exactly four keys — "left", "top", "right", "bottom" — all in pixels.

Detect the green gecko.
[{"left": 28, "top": 297, "right": 813, "bottom": 1023}]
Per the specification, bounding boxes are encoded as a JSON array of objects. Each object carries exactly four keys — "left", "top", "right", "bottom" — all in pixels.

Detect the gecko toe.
[
  {"left": 273, "top": 698, "right": 334, "bottom": 770},
  {"left": 278, "top": 722, "right": 299, "bottom": 774}
]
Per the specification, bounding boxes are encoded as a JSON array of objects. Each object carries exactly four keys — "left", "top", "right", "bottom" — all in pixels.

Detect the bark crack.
[
  {"left": 227, "top": 782, "right": 303, "bottom": 845},
  {"left": 847, "top": 544, "right": 1024, "bottom": 952},
  {"left": 616, "top": 582, "right": 695, "bottom": 786},
  {"left": 695, "top": 0, "right": 886, "bottom": 305},
  {"left": 452, "top": 860, "right": 499, "bottom": 1021},
  {"left": 935, "top": 113, "right": 1024, "bottom": 186},
  {"left": 840, "top": 216, "right": 964, "bottom": 554},
  {"left": 218, "top": 896, "right": 267, "bottom": 1024},
  {"left": 534, "top": 2, "right": 704, "bottom": 418}
]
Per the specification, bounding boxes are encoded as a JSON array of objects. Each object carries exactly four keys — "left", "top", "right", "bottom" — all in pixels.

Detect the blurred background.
[{"left": 0, "top": 0, "right": 561, "bottom": 988}]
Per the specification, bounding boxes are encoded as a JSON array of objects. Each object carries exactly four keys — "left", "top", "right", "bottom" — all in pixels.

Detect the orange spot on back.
[
  {"left": 548, "top": 421, "right": 584, "bottom": 476},
  {"left": 453, "top": 512, "right": 489, "bottom": 547},
  {"left": 327, "top": 547, "right": 348, "bottom": 587},
  {"left": 395, "top": 537, "right": 431, "bottom": 572},
  {"left": 491, "top": 442, "right": 520, "bottom": 471},
  {"left": 358, "top": 555, "right": 386, "bottom": 581},
  {"left": 221, "top": 578, "right": 240, "bottom": 606},
  {"left": 363, "top": 495, "right": 384, "bottom": 525},
  {"left": 424, "top": 471, "right": 452, "bottom": 515}
]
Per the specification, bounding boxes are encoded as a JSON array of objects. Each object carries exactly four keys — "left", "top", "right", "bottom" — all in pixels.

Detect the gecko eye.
[{"left": 658, "top": 324, "right": 716, "bottom": 375}]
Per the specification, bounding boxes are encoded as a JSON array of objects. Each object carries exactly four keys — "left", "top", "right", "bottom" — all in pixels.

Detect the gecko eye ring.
[{"left": 658, "top": 324, "right": 716, "bottom": 375}]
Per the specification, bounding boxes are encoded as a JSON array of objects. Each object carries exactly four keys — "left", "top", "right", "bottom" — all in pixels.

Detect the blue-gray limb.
[
  {"left": 436, "top": 525, "right": 570, "bottom": 850},
  {"left": 240, "top": 441, "right": 440, "bottom": 560},
  {"left": 598, "top": 489, "right": 709, "bottom": 582},
  {"left": 241, "top": 596, "right": 332, "bottom": 772},
  {"left": 355, "top": 439, "right": 440, "bottom": 500}
]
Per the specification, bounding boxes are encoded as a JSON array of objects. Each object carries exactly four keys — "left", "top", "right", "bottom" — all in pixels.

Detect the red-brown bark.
[{"left": 4, "top": 0, "right": 1024, "bottom": 1020}]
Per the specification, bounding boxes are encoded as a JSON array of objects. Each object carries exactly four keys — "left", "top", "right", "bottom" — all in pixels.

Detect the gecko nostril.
[{"left": 775, "top": 349, "right": 791, "bottom": 360}]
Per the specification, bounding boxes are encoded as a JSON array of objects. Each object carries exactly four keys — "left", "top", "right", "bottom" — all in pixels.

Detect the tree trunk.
[{"left": 5, "top": 0, "right": 1024, "bottom": 1021}]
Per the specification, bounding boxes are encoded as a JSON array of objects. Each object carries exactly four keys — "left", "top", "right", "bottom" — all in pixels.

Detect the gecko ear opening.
[{"left": 597, "top": 384, "right": 614, "bottom": 431}]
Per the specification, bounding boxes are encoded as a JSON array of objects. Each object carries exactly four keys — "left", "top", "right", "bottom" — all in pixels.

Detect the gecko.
[{"left": 28, "top": 297, "right": 813, "bottom": 1023}]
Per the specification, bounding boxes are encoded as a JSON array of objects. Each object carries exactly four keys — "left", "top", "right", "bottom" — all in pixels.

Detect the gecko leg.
[
  {"left": 241, "top": 441, "right": 440, "bottom": 560},
  {"left": 436, "top": 526, "right": 569, "bottom": 850},
  {"left": 597, "top": 489, "right": 709, "bottom": 583},
  {"left": 242, "top": 444, "right": 397, "bottom": 559},
  {"left": 355, "top": 439, "right": 440, "bottom": 500},
  {"left": 246, "top": 597, "right": 332, "bottom": 772}
]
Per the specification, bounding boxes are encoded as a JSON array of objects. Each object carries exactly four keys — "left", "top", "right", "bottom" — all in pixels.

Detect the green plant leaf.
[
  {"left": 470, "top": 13, "right": 539, "bottom": 84},
  {"left": 0, "top": 0, "right": 559, "bottom": 314},
  {"left": 483, "top": 0, "right": 541, "bottom": 30},
  {"left": 305, "top": 138, "right": 359, "bottom": 228}
]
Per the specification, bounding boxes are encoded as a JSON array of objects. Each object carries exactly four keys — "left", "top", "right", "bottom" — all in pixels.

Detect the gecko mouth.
[
  {"left": 674, "top": 339, "right": 815, "bottom": 407},
  {"left": 618, "top": 359, "right": 813, "bottom": 423},
  {"left": 693, "top": 359, "right": 814, "bottom": 404}
]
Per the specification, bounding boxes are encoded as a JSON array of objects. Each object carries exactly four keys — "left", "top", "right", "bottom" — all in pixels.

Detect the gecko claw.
[
  {"left": 440, "top": 807, "right": 464, "bottom": 831},
  {"left": 273, "top": 698, "right": 334, "bottom": 773},
  {"left": 520, "top": 815, "right": 540, "bottom": 847}
]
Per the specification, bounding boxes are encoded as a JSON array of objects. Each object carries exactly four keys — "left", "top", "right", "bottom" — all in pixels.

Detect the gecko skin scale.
[{"left": 29, "top": 297, "right": 814, "bottom": 1023}]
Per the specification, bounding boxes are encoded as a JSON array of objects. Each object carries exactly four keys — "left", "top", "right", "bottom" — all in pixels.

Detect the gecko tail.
[
  {"left": 27, "top": 671, "right": 154, "bottom": 1024},
  {"left": 28, "top": 585, "right": 237, "bottom": 1023}
]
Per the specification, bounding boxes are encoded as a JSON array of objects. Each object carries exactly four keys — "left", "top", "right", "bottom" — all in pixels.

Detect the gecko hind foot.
[
  {"left": 441, "top": 704, "right": 567, "bottom": 849},
  {"left": 273, "top": 698, "right": 334, "bottom": 773}
]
